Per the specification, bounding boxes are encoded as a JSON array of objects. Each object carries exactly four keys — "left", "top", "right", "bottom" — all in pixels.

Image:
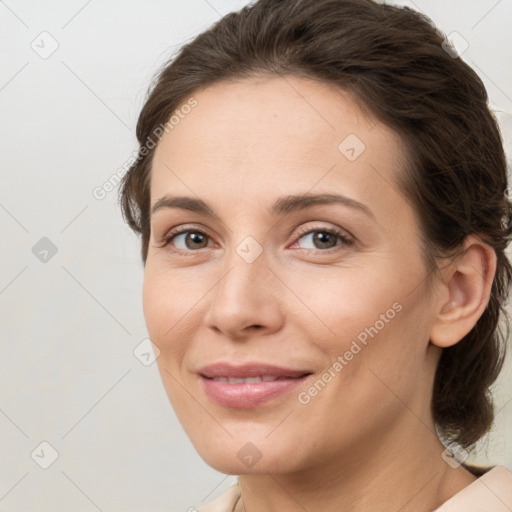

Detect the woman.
[{"left": 119, "top": 0, "right": 512, "bottom": 510}]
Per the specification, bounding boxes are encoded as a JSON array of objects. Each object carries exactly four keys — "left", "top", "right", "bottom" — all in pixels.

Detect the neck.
[{"left": 235, "top": 416, "right": 476, "bottom": 512}]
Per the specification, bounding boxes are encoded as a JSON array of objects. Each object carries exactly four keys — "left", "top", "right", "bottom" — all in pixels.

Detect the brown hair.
[{"left": 119, "top": 0, "right": 512, "bottom": 450}]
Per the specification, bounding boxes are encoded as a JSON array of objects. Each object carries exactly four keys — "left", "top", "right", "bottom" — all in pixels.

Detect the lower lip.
[{"left": 199, "top": 375, "right": 311, "bottom": 408}]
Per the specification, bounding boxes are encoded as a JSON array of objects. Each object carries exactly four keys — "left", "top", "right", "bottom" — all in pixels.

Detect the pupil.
[
  {"left": 315, "top": 232, "right": 335, "bottom": 249},
  {"left": 187, "top": 232, "right": 206, "bottom": 249}
]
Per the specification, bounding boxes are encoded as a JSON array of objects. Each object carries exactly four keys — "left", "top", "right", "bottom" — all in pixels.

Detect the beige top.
[{"left": 198, "top": 465, "right": 512, "bottom": 512}]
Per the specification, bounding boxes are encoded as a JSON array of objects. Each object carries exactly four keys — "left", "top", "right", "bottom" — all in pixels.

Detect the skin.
[{"left": 143, "top": 74, "right": 496, "bottom": 511}]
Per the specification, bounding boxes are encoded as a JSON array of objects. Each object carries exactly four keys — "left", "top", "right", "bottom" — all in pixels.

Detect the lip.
[{"left": 197, "top": 362, "right": 313, "bottom": 408}]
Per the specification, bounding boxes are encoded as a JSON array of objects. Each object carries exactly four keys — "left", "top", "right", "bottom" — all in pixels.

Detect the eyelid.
[{"left": 292, "top": 223, "right": 354, "bottom": 243}]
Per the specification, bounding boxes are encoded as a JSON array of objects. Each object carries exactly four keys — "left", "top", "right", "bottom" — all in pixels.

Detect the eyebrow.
[{"left": 150, "top": 192, "right": 375, "bottom": 220}]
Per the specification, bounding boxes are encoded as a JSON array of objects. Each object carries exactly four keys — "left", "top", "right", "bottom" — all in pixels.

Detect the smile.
[{"left": 197, "top": 362, "right": 313, "bottom": 408}]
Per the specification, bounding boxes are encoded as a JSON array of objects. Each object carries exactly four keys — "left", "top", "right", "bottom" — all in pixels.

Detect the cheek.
[
  {"left": 142, "top": 268, "right": 165, "bottom": 340},
  {"left": 142, "top": 270, "right": 192, "bottom": 416},
  {"left": 142, "top": 263, "right": 220, "bottom": 379},
  {"left": 288, "top": 268, "right": 401, "bottom": 344},
  {"left": 142, "top": 266, "right": 188, "bottom": 362},
  {"left": 292, "top": 298, "right": 429, "bottom": 445},
  {"left": 295, "top": 263, "right": 430, "bottom": 395},
  {"left": 143, "top": 264, "right": 196, "bottom": 336}
]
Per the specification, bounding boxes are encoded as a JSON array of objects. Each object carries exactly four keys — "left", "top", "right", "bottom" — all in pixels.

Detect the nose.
[{"left": 203, "top": 247, "right": 285, "bottom": 340}]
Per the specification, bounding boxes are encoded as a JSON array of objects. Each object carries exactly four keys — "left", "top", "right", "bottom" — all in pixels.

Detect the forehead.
[{"left": 150, "top": 74, "right": 408, "bottom": 215}]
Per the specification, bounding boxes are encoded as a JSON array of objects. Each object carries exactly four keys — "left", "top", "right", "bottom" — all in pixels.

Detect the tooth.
[{"left": 211, "top": 376, "right": 283, "bottom": 383}]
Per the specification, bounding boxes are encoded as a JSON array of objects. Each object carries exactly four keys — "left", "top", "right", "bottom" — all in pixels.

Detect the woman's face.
[{"left": 144, "top": 75, "right": 442, "bottom": 474}]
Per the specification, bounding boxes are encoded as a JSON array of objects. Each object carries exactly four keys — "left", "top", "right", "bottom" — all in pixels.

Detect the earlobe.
[{"left": 430, "top": 235, "right": 497, "bottom": 348}]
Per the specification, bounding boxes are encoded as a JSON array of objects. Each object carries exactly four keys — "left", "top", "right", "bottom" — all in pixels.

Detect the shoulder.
[
  {"left": 434, "top": 465, "right": 512, "bottom": 511},
  {"left": 197, "top": 482, "right": 241, "bottom": 512}
]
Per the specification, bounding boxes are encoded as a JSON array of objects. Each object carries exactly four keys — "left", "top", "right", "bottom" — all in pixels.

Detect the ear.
[{"left": 429, "top": 235, "right": 497, "bottom": 348}]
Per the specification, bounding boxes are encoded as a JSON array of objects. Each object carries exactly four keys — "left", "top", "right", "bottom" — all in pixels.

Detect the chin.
[{"left": 193, "top": 437, "right": 303, "bottom": 475}]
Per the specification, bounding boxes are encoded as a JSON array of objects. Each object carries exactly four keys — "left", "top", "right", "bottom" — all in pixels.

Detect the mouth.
[
  {"left": 197, "top": 362, "right": 313, "bottom": 408},
  {"left": 207, "top": 375, "right": 303, "bottom": 383}
]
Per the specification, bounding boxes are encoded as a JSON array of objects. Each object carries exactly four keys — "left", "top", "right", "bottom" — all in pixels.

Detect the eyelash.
[{"left": 156, "top": 224, "right": 354, "bottom": 255}]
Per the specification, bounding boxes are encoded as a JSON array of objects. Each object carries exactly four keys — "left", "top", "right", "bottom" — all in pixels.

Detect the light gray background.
[{"left": 1, "top": 1, "right": 511, "bottom": 510}]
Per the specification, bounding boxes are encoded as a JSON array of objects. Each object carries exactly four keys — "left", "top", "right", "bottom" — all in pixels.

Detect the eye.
[
  {"left": 156, "top": 224, "right": 354, "bottom": 254},
  {"left": 157, "top": 226, "right": 213, "bottom": 251},
  {"left": 292, "top": 226, "right": 353, "bottom": 252}
]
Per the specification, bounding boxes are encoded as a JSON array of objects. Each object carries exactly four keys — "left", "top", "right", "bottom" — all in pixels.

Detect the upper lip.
[{"left": 197, "top": 362, "right": 312, "bottom": 379}]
